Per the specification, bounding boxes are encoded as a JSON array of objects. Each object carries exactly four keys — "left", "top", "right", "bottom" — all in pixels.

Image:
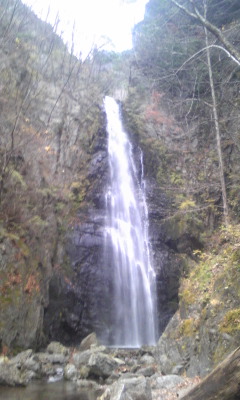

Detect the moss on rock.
[{"left": 220, "top": 308, "right": 240, "bottom": 333}]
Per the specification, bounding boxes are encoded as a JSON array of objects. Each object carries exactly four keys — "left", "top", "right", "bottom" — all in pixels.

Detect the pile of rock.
[{"left": 0, "top": 333, "right": 198, "bottom": 400}]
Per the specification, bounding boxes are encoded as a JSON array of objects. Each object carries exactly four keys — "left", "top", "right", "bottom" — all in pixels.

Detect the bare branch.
[
  {"left": 171, "top": 0, "right": 240, "bottom": 65},
  {"left": 176, "top": 44, "right": 240, "bottom": 75}
]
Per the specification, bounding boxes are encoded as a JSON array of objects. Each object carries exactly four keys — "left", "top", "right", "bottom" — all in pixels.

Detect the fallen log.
[{"left": 180, "top": 347, "right": 240, "bottom": 400}]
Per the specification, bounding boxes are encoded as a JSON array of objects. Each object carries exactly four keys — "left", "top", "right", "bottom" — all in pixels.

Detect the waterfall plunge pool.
[{"left": 0, "top": 380, "right": 97, "bottom": 400}]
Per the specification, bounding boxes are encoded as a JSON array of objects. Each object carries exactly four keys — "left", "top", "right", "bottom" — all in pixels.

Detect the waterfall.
[{"left": 103, "top": 96, "right": 157, "bottom": 347}]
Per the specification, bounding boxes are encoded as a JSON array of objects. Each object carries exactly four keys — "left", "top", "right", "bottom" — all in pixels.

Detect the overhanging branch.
[{"left": 171, "top": 0, "right": 240, "bottom": 65}]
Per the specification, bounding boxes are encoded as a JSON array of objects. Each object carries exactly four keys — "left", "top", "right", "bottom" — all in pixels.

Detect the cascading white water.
[{"left": 104, "top": 96, "right": 157, "bottom": 347}]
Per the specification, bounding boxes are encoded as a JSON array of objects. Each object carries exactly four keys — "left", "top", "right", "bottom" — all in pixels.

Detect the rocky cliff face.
[
  {"left": 0, "top": 0, "right": 106, "bottom": 351},
  {"left": 42, "top": 104, "right": 183, "bottom": 347},
  {"left": 43, "top": 114, "right": 110, "bottom": 345}
]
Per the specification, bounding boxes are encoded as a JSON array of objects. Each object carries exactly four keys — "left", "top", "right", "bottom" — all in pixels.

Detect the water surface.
[{"left": 0, "top": 380, "right": 96, "bottom": 400}]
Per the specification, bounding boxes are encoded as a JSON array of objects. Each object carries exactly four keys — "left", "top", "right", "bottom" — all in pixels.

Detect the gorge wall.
[
  {"left": 1, "top": 0, "right": 240, "bottom": 381},
  {"left": 43, "top": 101, "right": 183, "bottom": 347}
]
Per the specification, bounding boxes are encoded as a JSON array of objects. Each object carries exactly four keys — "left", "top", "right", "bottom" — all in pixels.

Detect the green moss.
[
  {"left": 55, "top": 201, "right": 65, "bottom": 212},
  {"left": 29, "top": 215, "right": 48, "bottom": 228},
  {"left": 220, "top": 308, "right": 240, "bottom": 333},
  {"left": 10, "top": 169, "right": 27, "bottom": 189},
  {"left": 213, "top": 341, "right": 232, "bottom": 366},
  {"left": 16, "top": 239, "right": 30, "bottom": 257},
  {"left": 69, "top": 178, "right": 90, "bottom": 205},
  {"left": 179, "top": 199, "right": 196, "bottom": 210},
  {"left": 61, "top": 255, "right": 73, "bottom": 277},
  {"left": 231, "top": 248, "right": 240, "bottom": 263},
  {"left": 0, "top": 230, "right": 20, "bottom": 241},
  {"left": 193, "top": 262, "right": 212, "bottom": 292},
  {"left": 179, "top": 318, "right": 197, "bottom": 337},
  {"left": 170, "top": 171, "right": 184, "bottom": 186},
  {"left": 70, "top": 181, "right": 82, "bottom": 195},
  {"left": 0, "top": 295, "right": 13, "bottom": 305},
  {"left": 38, "top": 187, "right": 57, "bottom": 198},
  {"left": 180, "top": 288, "right": 196, "bottom": 306}
]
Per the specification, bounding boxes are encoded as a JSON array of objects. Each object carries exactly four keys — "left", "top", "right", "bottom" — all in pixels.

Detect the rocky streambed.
[{"left": 0, "top": 333, "right": 200, "bottom": 400}]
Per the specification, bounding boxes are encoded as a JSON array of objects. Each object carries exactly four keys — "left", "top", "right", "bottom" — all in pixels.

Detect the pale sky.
[{"left": 22, "top": 0, "right": 149, "bottom": 58}]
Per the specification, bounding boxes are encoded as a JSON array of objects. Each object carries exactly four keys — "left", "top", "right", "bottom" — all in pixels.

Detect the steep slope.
[
  {"left": 0, "top": 0, "right": 107, "bottom": 351},
  {"left": 121, "top": 0, "right": 240, "bottom": 376}
]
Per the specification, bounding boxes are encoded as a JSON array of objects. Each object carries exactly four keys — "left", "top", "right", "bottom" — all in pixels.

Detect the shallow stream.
[{"left": 0, "top": 380, "right": 96, "bottom": 400}]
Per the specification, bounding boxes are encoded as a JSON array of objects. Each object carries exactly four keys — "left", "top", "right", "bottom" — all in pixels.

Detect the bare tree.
[
  {"left": 171, "top": 0, "right": 240, "bottom": 65},
  {"left": 202, "top": 0, "right": 229, "bottom": 224}
]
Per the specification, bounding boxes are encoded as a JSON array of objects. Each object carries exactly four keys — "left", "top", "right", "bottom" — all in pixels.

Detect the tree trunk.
[
  {"left": 180, "top": 347, "right": 240, "bottom": 400},
  {"left": 203, "top": 6, "right": 229, "bottom": 225}
]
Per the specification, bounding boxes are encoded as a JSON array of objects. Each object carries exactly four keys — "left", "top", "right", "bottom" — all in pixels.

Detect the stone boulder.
[
  {"left": 47, "top": 341, "right": 69, "bottom": 356},
  {"left": 136, "top": 366, "right": 156, "bottom": 377},
  {"left": 64, "top": 363, "right": 78, "bottom": 380},
  {"left": 151, "top": 374, "right": 185, "bottom": 390},
  {"left": 6, "top": 349, "right": 40, "bottom": 379},
  {"left": 100, "top": 376, "right": 152, "bottom": 400},
  {"left": 88, "top": 352, "right": 121, "bottom": 378},
  {"left": 72, "top": 346, "right": 107, "bottom": 366},
  {"left": 0, "top": 360, "right": 33, "bottom": 387},
  {"left": 79, "top": 332, "right": 99, "bottom": 351},
  {"left": 140, "top": 354, "right": 155, "bottom": 365},
  {"left": 35, "top": 352, "right": 67, "bottom": 365},
  {"left": 72, "top": 349, "right": 93, "bottom": 368}
]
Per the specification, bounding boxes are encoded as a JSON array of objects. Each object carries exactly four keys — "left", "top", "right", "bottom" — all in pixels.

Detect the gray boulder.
[
  {"left": 140, "top": 354, "right": 155, "bottom": 365},
  {"left": 72, "top": 349, "right": 92, "bottom": 367},
  {"left": 64, "top": 363, "right": 78, "bottom": 380},
  {"left": 47, "top": 341, "right": 69, "bottom": 356},
  {"left": 72, "top": 345, "right": 108, "bottom": 367},
  {"left": 7, "top": 349, "right": 40, "bottom": 377},
  {"left": 35, "top": 352, "right": 67, "bottom": 365},
  {"left": 136, "top": 366, "right": 156, "bottom": 377},
  {"left": 9, "top": 349, "right": 33, "bottom": 366},
  {"left": 101, "top": 376, "right": 152, "bottom": 400},
  {"left": 88, "top": 352, "right": 120, "bottom": 378},
  {"left": 0, "top": 361, "right": 33, "bottom": 387},
  {"left": 79, "top": 332, "right": 99, "bottom": 351},
  {"left": 150, "top": 374, "right": 184, "bottom": 390}
]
